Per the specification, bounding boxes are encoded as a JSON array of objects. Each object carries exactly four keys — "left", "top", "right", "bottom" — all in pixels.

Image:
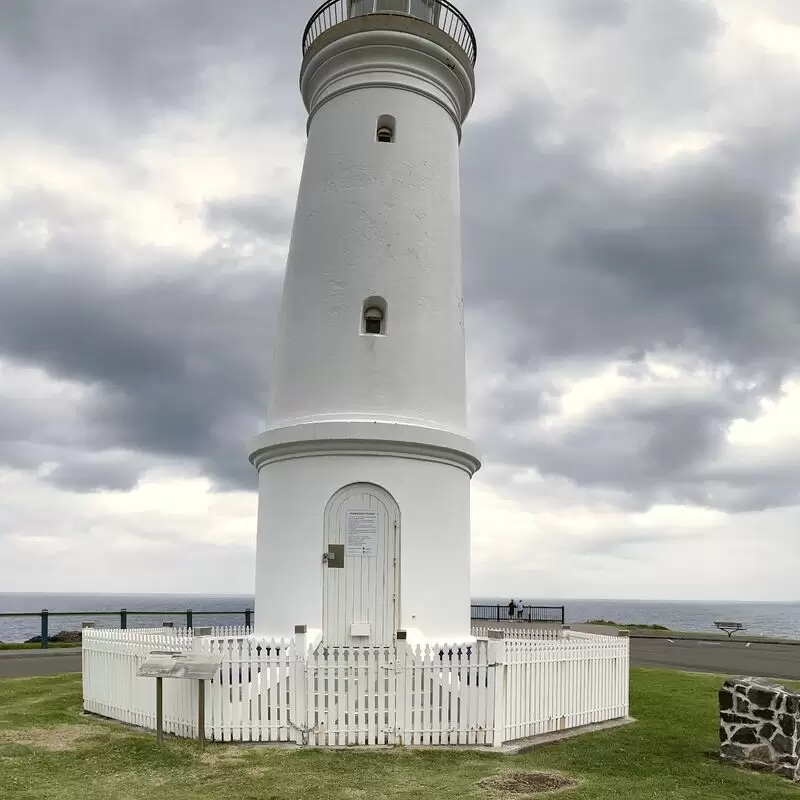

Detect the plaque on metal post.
[
  {"left": 137, "top": 650, "right": 223, "bottom": 750},
  {"left": 137, "top": 651, "right": 222, "bottom": 681}
]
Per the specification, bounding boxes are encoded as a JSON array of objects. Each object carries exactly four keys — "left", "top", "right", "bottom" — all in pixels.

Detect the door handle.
[{"left": 323, "top": 544, "right": 345, "bottom": 568}]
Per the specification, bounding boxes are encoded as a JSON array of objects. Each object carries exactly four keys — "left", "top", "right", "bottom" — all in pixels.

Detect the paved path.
[
  {"left": 0, "top": 649, "right": 81, "bottom": 678},
  {"left": 630, "top": 637, "right": 800, "bottom": 681}
]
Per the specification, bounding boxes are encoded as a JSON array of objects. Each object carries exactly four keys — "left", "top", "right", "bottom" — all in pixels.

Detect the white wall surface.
[
  {"left": 254, "top": 453, "right": 472, "bottom": 643},
  {"left": 253, "top": 26, "right": 478, "bottom": 645},
  {"left": 266, "top": 40, "right": 471, "bottom": 436}
]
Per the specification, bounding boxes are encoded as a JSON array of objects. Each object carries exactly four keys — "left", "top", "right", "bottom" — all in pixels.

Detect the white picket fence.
[
  {"left": 83, "top": 627, "right": 629, "bottom": 746},
  {"left": 471, "top": 625, "right": 565, "bottom": 640},
  {"left": 501, "top": 635, "right": 629, "bottom": 740}
]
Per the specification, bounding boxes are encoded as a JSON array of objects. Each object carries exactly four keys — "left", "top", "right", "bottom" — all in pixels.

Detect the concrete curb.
[{"left": 497, "top": 717, "right": 637, "bottom": 754}]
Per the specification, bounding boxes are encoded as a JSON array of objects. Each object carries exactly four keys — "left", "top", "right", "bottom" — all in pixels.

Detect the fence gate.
[
  {"left": 303, "top": 645, "right": 399, "bottom": 746},
  {"left": 297, "top": 640, "right": 494, "bottom": 747}
]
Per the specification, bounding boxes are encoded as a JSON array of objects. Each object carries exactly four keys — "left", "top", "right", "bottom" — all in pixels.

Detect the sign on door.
[{"left": 346, "top": 510, "right": 378, "bottom": 557}]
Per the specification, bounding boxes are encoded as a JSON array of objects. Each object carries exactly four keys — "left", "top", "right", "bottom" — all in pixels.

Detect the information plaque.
[
  {"left": 346, "top": 510, "right": 378, "bottom": 557},
  {"left": 137, "top": 649, "right": 224, "bottom": 750},
  {"left": 137, "top": 651, "right": 222, "bottom": 681}
]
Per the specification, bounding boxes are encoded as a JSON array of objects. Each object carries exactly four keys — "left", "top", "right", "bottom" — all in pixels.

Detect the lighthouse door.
[{"left": 322, "top": 483, "right": 400, "bottom": 647}]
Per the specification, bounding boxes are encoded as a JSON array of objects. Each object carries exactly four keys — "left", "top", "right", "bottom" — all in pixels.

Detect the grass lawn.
[{"left": 1, "top": 668, "right": 798, "bottom": 799}]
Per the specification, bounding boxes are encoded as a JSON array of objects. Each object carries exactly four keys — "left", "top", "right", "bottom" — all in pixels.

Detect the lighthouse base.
[{"left": 250, "top": 421, "right": 480, "bottom": 647}]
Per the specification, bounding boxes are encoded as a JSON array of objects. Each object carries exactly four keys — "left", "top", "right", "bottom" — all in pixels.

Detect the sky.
[{"left": 2, "top": 0, "right": 800, "bottom": 602}]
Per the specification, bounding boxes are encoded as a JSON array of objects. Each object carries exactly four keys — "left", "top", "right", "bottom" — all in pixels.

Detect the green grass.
[
  {"left": 585, "top": 619, "right": 672, "bottom": 631},
  {"left": 0, "top": 643, "right": 81, "bottom": 651},
  {"left": 0, "top": 669, "right": 798, "bottom": 799}
]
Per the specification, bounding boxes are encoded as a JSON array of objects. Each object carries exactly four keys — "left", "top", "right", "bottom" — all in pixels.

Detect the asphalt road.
[
  {"left": 0, "top": 649, "right": 82, "bottom": 678},
  {"left": 630, "top": 637, "right": 800, "bottom": 681},
  {"left": 1, "top": 638, "right": 799, "bottom": 682}
]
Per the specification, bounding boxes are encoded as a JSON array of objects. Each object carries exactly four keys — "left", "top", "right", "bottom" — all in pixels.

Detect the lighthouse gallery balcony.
[{"left": 303, "top": 0, "right": 477, "bottom": 68}]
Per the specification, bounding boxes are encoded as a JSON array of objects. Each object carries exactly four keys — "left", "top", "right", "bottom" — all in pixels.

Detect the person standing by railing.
[{"left": 517, "top": 598, "right": 524, "bottom": 620}]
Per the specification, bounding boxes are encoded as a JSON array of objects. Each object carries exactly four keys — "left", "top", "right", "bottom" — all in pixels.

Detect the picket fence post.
[
  {"left": 292, "top": 626, "right": 308, "bottom": 744},
  {"left": 487, "top": 630, "right": 506, "bottom": 747},
  {"left": 395, "top": 633, "right": 410, "bottom": 745}
]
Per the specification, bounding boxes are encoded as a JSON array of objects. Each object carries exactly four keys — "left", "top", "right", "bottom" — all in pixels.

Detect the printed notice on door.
[{"left": 346, "top": 510, "right": 378, "bottom": 557}]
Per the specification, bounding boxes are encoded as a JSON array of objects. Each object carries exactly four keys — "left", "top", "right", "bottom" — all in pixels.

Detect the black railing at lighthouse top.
[{"left": 302, "top": 0, "right": 477, "bottom": 66}]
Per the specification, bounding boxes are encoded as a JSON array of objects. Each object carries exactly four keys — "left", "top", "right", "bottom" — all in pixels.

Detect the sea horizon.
[
  {"left": 1, "top": 592, "right": 799, "bottom": 642},
  {"left": 3, "top": 591, "right": 797, "bottom": 604}
]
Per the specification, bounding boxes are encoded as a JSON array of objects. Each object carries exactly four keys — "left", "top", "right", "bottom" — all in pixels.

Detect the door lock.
[{"left": 323, "top": 544, "right": 345, "bottom": 568}]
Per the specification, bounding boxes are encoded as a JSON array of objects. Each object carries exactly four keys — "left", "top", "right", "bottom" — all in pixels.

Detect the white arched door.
[{"left": 322, "top": 483, "right": 400, "bottom": 646}]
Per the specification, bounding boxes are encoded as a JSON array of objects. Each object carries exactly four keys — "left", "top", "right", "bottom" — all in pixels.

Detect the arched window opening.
[
  {"left": 376, "top": 114, "right": 396, "bottom": 144},
  {"left": 364, "top": 308, "right": 384, "bottom": 335},
  {"left": 362, "top": 297, "right": 387, "bottom": 335}
]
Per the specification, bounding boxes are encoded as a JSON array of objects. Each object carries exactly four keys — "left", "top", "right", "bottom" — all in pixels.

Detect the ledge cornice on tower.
[
  {"left": 300, "top": 21, "right": 475, "bottom": 135},
  {"left": 249, "top": 421, "right": 481, "bottom": 477}
]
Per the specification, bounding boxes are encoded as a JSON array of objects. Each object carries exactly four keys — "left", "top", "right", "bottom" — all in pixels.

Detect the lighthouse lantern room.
[{"left": 250, "top": 0, "right": 480, "bottom": 647}]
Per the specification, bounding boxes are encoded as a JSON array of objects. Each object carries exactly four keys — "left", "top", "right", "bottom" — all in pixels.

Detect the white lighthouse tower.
[{"left": 250, "top": 0, "right": 479, "bottom": 647}]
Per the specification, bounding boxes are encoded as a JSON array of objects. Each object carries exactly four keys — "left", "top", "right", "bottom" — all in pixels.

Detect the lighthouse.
[{"left": 250, "top": 0, "right": 479, "bottom": 647}]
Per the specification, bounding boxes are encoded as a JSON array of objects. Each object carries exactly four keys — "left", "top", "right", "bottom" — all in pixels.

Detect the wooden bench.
[{"left": 714, "top": 621, "right": 745, "bottom": 638}]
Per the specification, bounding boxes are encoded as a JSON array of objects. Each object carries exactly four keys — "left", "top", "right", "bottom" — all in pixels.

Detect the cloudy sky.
[{"left": 2, "top": 0, "right": 800, "bottom": 601}]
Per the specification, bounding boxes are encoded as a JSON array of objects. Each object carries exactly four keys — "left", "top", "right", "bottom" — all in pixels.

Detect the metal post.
[
  {"left": 186, "top": 609, "right": 193, "bottom": 629},
  {"left": 120, "top": 608, "right": 127, "bottom": 629},
  {"left": 41, "top": 609, "right": 49, "bottom": 649},
  {"left": 244, "top": 608, "right": 251, "bottom": 630},
  {"left": 496, "top": 604, "right": 500, "bottom": 622},
  {"left": 156, "top": 677, "right": 164, "bottom": 744},
  {"left": 560, "top": 606, "right": 566, "bottom": 625},
  {"left": 198, "top": 680, "right": 205, "bottom": 751}
]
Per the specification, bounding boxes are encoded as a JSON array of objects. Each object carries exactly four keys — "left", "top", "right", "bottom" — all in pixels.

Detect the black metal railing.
[
  {"left": 1, "top": 604, "right": 564, "bottom": 649},
  {"left": 0, "top": 608, "right": 252, "bottom": 649},
  {"left": 302, "top": 0, "right": 477, "bottom": 66},
  {"left": 470, "top": 604, "right": 566, "bottom": 625}
]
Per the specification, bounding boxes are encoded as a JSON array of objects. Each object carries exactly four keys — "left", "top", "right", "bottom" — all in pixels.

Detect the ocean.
[{"left": 2, "top": 593, "right": 800, "bottom": 642}]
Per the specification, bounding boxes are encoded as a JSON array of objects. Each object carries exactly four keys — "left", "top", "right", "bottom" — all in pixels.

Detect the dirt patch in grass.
[
  {"left": 199, "top": 747, "right": 250, "bottom": 766},
  {"left": 0, "top": 723, "right": 101, "bottom": 752},
  {"left": 479, "top": 771, "right": 579, "bottom": 796}
]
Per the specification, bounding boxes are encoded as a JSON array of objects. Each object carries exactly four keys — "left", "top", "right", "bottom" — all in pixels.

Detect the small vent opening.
[
  {"left": 362, "top": 297, "right": 387, "bottom": 335},
  {"left": 376, "top": 115, "right": 396, "bottom": 143}
]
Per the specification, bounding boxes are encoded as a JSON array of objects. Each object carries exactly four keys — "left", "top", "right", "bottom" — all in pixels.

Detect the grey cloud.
[
  {"left": 463, "top": 106, "right": 800, "bottom": 375},
  {"left": 0, "top": 0, "right": 313, "bottom": 146},
  {"left": 46, "top": 455, "right": 146, "bottom": 494},
  {"left": 0, "top": 205, "right": 284, "bottom": 491},
  {"left": 206, "top": 196, "right": 295, "bottom": 240},
  {"left": 461, "top": 90, "right": 800, "bottom": 511},
  {"left": 546, "top": 0, "right": 631, "bottom": 30},
  {"left": 3, "top": 0, "right": 800, "bottom": 527},
  {"left": 507, "top": 390, "right": 752, "bottom": 485}
]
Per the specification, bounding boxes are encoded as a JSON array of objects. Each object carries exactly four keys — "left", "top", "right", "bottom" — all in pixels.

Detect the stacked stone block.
[{"left": 719, "top": 677, "right": 799, "bottom": 781}]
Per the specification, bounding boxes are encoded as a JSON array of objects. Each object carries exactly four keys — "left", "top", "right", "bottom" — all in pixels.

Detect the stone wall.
[{"left": 719, "top": 677, "right": 799, "bottom": 781}]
